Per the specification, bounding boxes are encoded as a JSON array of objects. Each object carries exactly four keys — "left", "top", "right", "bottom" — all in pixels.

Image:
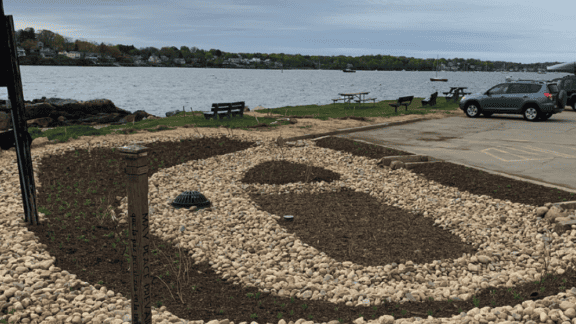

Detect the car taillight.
[{"left": 544, "top": 93, "right": 554, "bottom": 100}]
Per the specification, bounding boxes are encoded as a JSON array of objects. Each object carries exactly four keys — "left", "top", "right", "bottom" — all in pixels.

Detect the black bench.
[
  {"left": 203, "top": 102, "right": 245, "bottom": 120},
  {"left": 388, "top": 96, "right": 414, "bottom": 113},
  {"left": 422, "top": 92, "right": 438, "bottom": 107}
]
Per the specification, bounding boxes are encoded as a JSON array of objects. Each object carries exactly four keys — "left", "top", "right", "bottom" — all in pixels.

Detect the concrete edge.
[
  {"left": 282, "top": 116, "right": 434, "bottom": 142},
  {"left": 312, "top": 134, "right": 576, "bottom": 197}
]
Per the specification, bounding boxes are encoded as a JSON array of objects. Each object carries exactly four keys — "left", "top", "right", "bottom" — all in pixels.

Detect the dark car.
[
  {"left": 548, "top": 75, "right": 576, "bottom": 111},
  {"left": 459, "top": 80, "right": 567, "bottom": 122}
]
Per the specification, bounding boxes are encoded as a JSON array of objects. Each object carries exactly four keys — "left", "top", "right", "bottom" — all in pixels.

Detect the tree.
[
  {"left": 127, "top": 48, "right": 139, "bottom": 56},
  {"left": 98, "top": 42, "right": 110, "bottom": 55},
  {"left": 20, "top": 39, "right": 39, "bottom": 53},
  {"left": 20, "top": 28, "right": 36, "bottom": 42},
  {"left": 36, "top": 30, "right": 57, "bottom": 50},
  {"left": 52, "top": 34, "right": 66, "bottom": 52},
  {"left": 180, "top": 46, "right": 191, "bottom": 59},
  {"left": 74, "top": 40, "right": 97, "bottom": 53},
  {"left": 116, "top": 44, "right": 137, "bottom": 54},
  {"left": 159, "top": 46, "right": 178, "bottom": 59}
]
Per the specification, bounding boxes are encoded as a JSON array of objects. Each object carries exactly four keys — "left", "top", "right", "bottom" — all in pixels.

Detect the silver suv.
[{"left": 459, "top": 80, "right": 567, "bottom": 122}]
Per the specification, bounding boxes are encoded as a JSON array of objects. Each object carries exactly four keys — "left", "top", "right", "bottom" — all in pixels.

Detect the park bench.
[
  {"left": 422, "top": 92, "right": 438, "bottom": 107},
  {"left": 354, "top": 97, "right": 378, "bottom": 107},
  {"left": 388, "top": 96, "right": 414, "bottom": 113},
  {"left": 203, "top": 102, "right": 245, "bottom": 120},
  {"left": 331, "top": 98, "right": 345, "bottom": 106}
]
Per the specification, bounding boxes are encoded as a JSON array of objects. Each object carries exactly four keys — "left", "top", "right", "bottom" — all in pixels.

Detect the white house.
[
  {"left": 66, "top": 51, "right": 81, "bottom": 59},
  {"left": 250, "top": 57, "right": 261, "bottom": 63},
  {"left": 148, "top": 55, "right": 161, "bottom": 64},
  {"left": 39, "top": 48, "right": 56, "bottom": 58},
  {"left": 160, "top": 55, "right": 169, "bottom": 62},
  {"left": 173, "top": 58, "right": 185, "bottom": 65},
  {"left": 17, "top": 47, "right": 25, "bottom": 57}
]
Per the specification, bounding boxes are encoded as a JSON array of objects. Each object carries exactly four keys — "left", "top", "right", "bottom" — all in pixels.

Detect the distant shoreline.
[{"left": 17, "top": 63, "right": 567, "bottom": 73}]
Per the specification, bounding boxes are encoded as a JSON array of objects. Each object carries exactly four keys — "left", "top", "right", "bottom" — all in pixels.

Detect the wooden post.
[
  {"left": 117, "top": 144, "right": 151, "bottom": 324},
  {"left": 0, "top": 0, "right": 40, "bottom": 225}
]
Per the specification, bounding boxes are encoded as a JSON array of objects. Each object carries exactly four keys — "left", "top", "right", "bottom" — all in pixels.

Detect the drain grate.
[{"left": 171, "top": 191, "right": 212, "bottom": 210}]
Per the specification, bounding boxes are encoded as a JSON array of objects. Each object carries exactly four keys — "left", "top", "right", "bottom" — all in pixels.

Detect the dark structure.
[{"left": 0, "top": 0, "right": 40, "bottom": 225}]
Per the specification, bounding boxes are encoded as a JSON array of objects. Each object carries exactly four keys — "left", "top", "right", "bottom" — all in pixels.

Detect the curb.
[
  {"left": 282, "top": 116, "right": 434, "bottom": 142},
  {"left": 336, "top": 136, "right": 576, "bottom": 195},
  {"left": 282, "top": 115, "right": 576, "bottom": 196}
]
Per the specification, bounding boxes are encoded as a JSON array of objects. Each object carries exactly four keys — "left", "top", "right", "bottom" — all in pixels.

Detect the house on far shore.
[
  {"left": 173, "top": 58, "right": 185, "bottom": 65},
  {"left": 84, "top": 52, "right": 100, "bottom": 63},
  {"left": 148, "top": 55, "right": 161, "bottom": 64},
  {"left": 40, "top": 47, "right": 57, "bottom": 58},
  {"left": 59, "top": 51, "right": 81, "bottom": 59},
  {"left": 17, "top": 47, "right": 25, "bottom": 57}
]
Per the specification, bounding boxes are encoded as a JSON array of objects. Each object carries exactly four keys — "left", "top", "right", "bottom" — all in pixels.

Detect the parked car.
[
  {"left": 459, "top": 80, "right": 567, "bottom": 122},
  {"left": 548, "top": 75, "right": 576, "bottom": 111}
]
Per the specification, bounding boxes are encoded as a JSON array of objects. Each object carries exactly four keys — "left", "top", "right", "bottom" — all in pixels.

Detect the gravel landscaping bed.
[{"left": 1, "top": 133, "right": 576, "bottom": 324}]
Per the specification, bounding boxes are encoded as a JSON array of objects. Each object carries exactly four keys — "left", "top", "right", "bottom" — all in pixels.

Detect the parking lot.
[{"left": 335, "top": 110, "right": 576, "bottom": 193}]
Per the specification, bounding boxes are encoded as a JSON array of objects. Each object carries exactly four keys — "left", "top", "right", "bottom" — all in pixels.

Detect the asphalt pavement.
[{"left": 332, "top": 110, "right": 576, "bottom": 194}]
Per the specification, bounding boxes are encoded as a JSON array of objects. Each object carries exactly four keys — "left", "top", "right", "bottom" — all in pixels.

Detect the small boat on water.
[
  {"left": 430, "top": 55, "right": 447, "bottom": 82},
  {"left": 343, "top": 69, "right": 356, "bottom": 73}
]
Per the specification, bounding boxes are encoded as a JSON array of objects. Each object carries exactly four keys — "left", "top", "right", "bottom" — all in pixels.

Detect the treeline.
[{"left": 12, "top": 27, "right": 561, "bottom": 71}]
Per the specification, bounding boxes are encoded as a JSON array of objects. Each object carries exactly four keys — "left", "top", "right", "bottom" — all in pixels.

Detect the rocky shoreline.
[
  {"left": 0, "top": 97, "right": 163, "bottom": 132},
  {"left": 1, "top": 132, "right": 576, "bottom": 324}
]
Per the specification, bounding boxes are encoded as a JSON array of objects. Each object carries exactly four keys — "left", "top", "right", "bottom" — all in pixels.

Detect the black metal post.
[{"left": 0, "top": 0, "right": 40, "bottom": 225}]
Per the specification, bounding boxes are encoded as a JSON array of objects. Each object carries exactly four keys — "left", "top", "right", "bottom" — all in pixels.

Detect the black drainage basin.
[
  {"left": 284, "top": 215, "right": 294, "bottom": 222},
  {"left": 171, "top": 191, "right": 212, "bottom": 210}
]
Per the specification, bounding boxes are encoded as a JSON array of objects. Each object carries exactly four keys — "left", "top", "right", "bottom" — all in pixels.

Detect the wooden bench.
[
  {"left": 422, "top": 92, "right": 438, "bottom": 107},
  {"left": 443, "top": 89, "right": 471, "bottom": 102},
  {"left": 332, "top": 98, "right": 344, "bottom": 106},
  {"left": 203, "top": 102, "right": 245, "bottom": 120},
  {"left": 388, "top": 96, "right": 414, "bottom": 113},
  {"left": 354, "top": 97, "right": 377, "bottom": 107}
]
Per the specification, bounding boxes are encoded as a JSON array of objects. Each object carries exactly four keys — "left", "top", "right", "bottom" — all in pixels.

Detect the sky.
[{"left": 3, "top": 0, "right": 575, "bottom": 65}]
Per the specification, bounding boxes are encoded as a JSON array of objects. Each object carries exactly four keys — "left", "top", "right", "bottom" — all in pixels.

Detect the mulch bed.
[{"left": 13, "top": 134, "right": 576, "bottom": 324}]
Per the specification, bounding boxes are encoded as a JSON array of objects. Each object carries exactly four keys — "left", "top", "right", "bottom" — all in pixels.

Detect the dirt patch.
[{"left": 0, "top": 109, "right": 464, "bottom": 163}]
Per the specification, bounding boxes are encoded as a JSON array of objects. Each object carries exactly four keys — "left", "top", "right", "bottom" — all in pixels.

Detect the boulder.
[
  {"left": 166, "top": 110, "right": 182, "bottom": 118},
  {"left": 390, "top": 160, "right": 405, "bottom": 170},
  {"left": 537, "top": 203, "right": 576, "bottom": 236},
  {"left": 0, "top": 98, "right": 161, "bottom": 131}
]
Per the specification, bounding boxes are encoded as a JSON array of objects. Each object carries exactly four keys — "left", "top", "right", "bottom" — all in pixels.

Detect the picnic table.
[
  {"left": 442, "top": 87, "right": 471, "bottom": 102},
  {"left": 333, "top": 92, "right": 377, "bottom": 108}
]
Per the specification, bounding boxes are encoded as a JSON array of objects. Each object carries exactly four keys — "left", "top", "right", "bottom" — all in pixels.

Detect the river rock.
[{"left": 0, "top": 98, "right": 161, "bottom": 131}]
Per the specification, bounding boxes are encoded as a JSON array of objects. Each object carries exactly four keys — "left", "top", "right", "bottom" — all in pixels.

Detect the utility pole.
[{"left": 0, "top": 0, "right": 40, "bottom": 225}]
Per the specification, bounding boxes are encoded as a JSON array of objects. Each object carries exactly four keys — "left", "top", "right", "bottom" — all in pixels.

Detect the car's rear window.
[{"left": 508, "top": 83, "right": 541, "bottom": 93}]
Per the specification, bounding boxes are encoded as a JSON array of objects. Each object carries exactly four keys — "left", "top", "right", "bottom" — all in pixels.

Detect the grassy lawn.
[{"left": 26, "top": 97, "right": 461, "bottom": 144}]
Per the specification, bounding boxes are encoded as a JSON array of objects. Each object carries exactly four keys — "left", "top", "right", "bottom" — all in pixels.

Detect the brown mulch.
[{"left": 9, "top": 134, "right": 576, "bottom": 324}]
